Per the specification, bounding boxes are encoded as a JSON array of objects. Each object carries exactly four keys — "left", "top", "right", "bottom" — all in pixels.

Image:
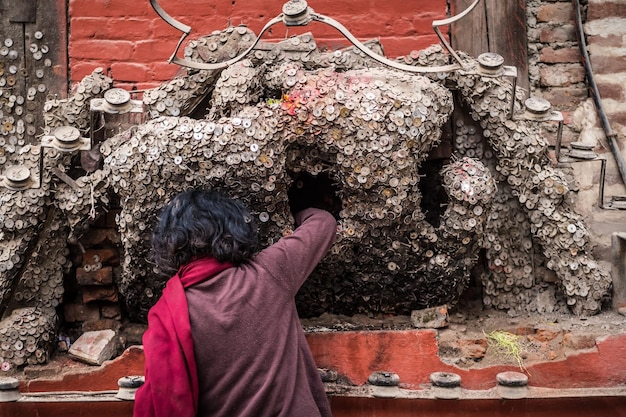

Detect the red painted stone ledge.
[{"left": 10, "top": 329, "right": 626, "bottom": 393}]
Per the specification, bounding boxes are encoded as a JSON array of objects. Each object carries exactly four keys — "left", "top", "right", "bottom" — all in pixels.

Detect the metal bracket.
[
  {"left": 41, "top": 126, "right": 91, "bottom": 152},
  {"left": 0, "top": 163, "right": 40, "bottom": 191},
  {"left": 91, "top": 88, "right": 144, "bottom": 115},
  {"left": 149, "top": 0, "right": 482, "bottom": 74},
  {"left": 473, "top": 53, "right": 519, "bottom": 119},
  {"left": 517, "top": 96, "right": 564, "bottom": 159},
  {"left": 0, "top": 125, "right": 92, "bottom": 191}
]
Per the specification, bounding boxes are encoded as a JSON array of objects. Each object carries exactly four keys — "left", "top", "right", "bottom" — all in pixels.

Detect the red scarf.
[{"left": 134, "top": 257, "right": 233, "bottom": 417}]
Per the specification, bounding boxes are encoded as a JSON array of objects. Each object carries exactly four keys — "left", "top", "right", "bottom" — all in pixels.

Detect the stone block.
[
  {"left": 410, "top": 305, "right": 448, "bottom": 328},
  {"left": 68, "top": 329, "right": 118, "bottom": 365},
  {"left": 76, "top": 266, "right": 114, "bottom": 286},
  {"left": 82, "top": 285, "right": 119, "bottom": 303}
]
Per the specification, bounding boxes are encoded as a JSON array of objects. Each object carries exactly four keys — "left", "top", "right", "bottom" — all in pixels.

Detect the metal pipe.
[{"left": 572, "top": 0, "right": 626, "bottom": 186}]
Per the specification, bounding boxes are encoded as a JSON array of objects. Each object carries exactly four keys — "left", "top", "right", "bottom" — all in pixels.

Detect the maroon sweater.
[{"left": 185, "top": 208, "right": 337, "bottom": 417}]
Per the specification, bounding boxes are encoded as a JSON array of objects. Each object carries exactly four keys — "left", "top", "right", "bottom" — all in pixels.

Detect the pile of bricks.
[{"left": 62, "top": 205, "right": 124, "bottom": 340}]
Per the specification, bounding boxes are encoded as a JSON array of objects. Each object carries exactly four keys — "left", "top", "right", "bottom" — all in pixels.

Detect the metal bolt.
[
  {"left": 430, "top": 372, "right": 462, "bottom": 399},
  {"left": 367, "top": 371, "right": 400, "bottom": 387},
  {"left": 115, "top": 375, "right": 145, "bottom": 400},
  {"left": 496, "top": 371, "right": 528, "bottom": 399}
]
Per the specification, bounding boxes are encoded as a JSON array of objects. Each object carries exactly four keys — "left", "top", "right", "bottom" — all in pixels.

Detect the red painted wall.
[{"left": 68, "top": 0, "right": 448, "bottom": 89}]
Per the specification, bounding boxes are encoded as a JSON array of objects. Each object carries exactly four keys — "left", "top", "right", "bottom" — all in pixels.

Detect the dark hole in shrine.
[
  {"left": 287, "top": 171, "right": 342, "bottom": 220},
  {"left": 419, "top": 158, "right": 449, "bottom": 228}
]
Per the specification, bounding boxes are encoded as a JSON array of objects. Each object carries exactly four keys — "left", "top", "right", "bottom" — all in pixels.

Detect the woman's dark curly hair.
[{"left": 150, "top": 189, "right": 258, "bottom": 276}]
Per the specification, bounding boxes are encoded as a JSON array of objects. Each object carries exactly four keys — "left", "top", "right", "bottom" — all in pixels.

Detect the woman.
[{"left": 134, "top": 188, "right": 337, "bottom": 417}]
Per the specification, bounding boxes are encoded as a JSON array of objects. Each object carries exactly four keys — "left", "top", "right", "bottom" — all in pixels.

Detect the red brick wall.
[{"left": 68, "top": 0, "right": 448, "bottom": 89}]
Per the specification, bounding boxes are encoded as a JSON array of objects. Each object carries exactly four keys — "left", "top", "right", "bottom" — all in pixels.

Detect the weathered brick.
[
  {"left": 120, "top": 323, "right": 148, "bottom": 345},
  {"left": 70, "top": 40, "right": 134, "bottom": 61},
  {"left": 533, "top": 327, "right": 563, "bottom": 342},
  {"left": 110, "top": 62, "right": 152, "bottom": 83},
  {"left": 70, "top": 63, "right": 109, "bottom": 85},
  {"left": 150, "top": 62, "right": 182, "bottom": 82},
  {"left": 537, "top": 3, "right": 574, "bottom": 23},
  {"left": 69, "top": 17, "right": 107, "bottom": 40},
  {"left": 539, "top": 24, "right": 577, "bottom": 43},
  {"left": 149, "top": 1, "right": 221, "bottom": 19},
  {"left": 509, "top": 326, "right": 536, "bottom": 336},
  {"left": 70, "top": 0, "right": 151, "bottom": 17},
  {"left": 82, "top": 319, "right": 122, "bottom": 333},
  {"left": 588, "top": 1, "right": 626, "bottom": 20},
  {"left": 83, "top": 286, "right": 119, "bottom": 303},
  {"left": 132, "top": 40, "right": 177, "bottom": 63},
  {"left": 410, "top": 305, "right": 448, "bottom": 329},
  {"left": 78, "top": 228, "right": 121, "bottom": 247},
  {"left": 83, "top": 248, "right": 119, "bottom": 267},
  {"left": 541, "top": 87, "right": 589, "bottom": 108},
  {"left": 540, "top": 47, "right": 581, "bottom": 64},
  {"left": 458, "top": 338, "right": 488, "bottom": 360},
  {"left": 101, "top": 303, "right": 123, "bottom": 320},
  {"left": 105, "top": 18, "right": 154, "bottom": 41},
  {"left": 76, "top": 266, "right": 114, "bottom": 286},
  {"left": 590, "top": 54, "right": 626, "bottom": 75},
  {"left": 563, "top": 332, "right": 597, "bottom": 350},
  {"left": 588, "top": 34, "right": 625, "bottom": 48},
  {"left": 596, "top": 80, "right": 626, "bottom": 101},
  {"left": 540, "top": 64, "right": 586, "bottom": 87},
  {"left": 607, "top": 110, "right": 626, "bottom": 127},
  {"left": 64, "top": 303, "right": 101, "bottom": 323}
]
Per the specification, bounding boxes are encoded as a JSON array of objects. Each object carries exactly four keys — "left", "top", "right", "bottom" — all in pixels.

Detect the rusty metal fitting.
[
  {"left": 115, "top": 375, "right": 145, "bottom": 401},
  {"left": 496, "top": 371, "right": 528, "bottom": 399},
  {"left": 430, "top": 372, "right": 462, "bottom": 399},
  {"left": 0, "top": 377, "right": 21, "bottom": 402}
]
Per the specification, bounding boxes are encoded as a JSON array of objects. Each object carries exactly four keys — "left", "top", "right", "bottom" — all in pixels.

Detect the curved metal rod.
[
  {"left": 311, "top": 14, "right": 461, "bottom": 74},
  {"left": 432, "top": 0, "right": 481, "bottom": 67},
  {"left": 150, "top": 0, "right": 481, "bottom": 73},
  {"left": 572, "top": 0, "right": 626, "bottom": 187},
  {"left": 150, "top": 0, "right": 284, "bottom": 70}
]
